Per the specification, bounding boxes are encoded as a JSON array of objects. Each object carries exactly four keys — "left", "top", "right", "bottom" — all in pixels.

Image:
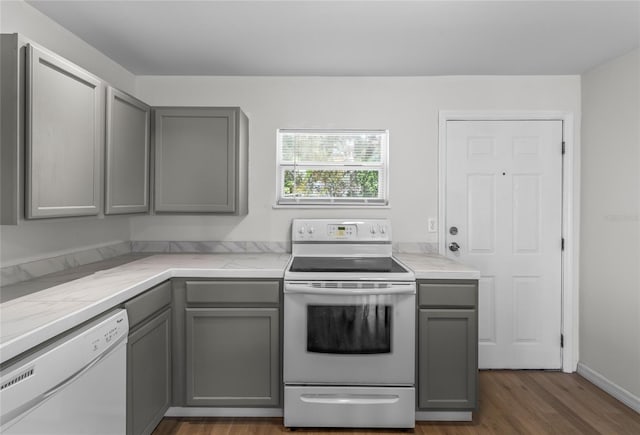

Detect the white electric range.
[{"left": 283, "top": 219, "right": 416, "bottom": 429}]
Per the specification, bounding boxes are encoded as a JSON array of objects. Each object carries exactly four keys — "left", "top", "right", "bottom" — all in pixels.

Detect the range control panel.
[
  {"left": 291, "top": 219, "right": 391, "bottom": 242},
  {"left": 327, "top": 224, "right": 356, "bottom": 239}
]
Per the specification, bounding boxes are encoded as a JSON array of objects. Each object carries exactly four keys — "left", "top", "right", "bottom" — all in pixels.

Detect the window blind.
[{"left": 277, "top": 130, "right": 388, "bottom": 205}]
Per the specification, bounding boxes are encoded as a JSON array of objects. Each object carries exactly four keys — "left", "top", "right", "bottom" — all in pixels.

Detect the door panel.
[
  {"left": 477, "top": 276, "right": 496, "bottom": 344},
  {"left": 467, "top": 174, "right": 496, "bottom": 253},
  {"left": 512, "top": 174, "right": 541, "bottom": 253},
  {"left": 445, "top": 120, "right": 562, "bottom": 369}
]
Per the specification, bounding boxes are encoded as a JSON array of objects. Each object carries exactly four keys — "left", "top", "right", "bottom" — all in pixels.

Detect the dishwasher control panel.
[{"left": 89, "top": 311, "right": 128, "bottom": 355}]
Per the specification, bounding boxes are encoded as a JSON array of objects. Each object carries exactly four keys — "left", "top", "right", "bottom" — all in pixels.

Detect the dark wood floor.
[{"left": 153, "top": 371, "right": 640, "bottom": 435}]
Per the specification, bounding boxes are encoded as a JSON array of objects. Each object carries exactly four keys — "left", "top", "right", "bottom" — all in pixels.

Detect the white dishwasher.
[{"left": 0, "top": 309, "right": 129, "bottom": 434}]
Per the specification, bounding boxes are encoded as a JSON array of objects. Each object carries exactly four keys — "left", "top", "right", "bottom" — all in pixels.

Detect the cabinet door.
[
  {"left": 25, "top": 44, "right": 102, "bottom": 218},
  {"left": 127, "top": 308, "right": 172, "bottom": 435},
  {"left": 418, "top": 309, "right": 477, "bottom": 410},
  {"left": 154, "top": 108, "right": 237, "bottom": 213},
  {"left": 1, "top": 34, "right": 22, "bottom": 225},
  {"left": 185, "top": 307, "right": 280, "bottom": 406},
  {"left": 105, "top": 87, "right": 150, "bottom": 214}
]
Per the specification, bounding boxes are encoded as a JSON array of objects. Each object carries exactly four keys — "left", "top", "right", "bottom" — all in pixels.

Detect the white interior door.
[{"left": 445, "top": 120, "right": 563, "bottom": 369}]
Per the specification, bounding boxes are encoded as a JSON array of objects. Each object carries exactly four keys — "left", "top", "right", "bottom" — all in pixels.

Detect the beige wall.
[
  {"left": 0, "top": 0, "right": 135, "bottom": 265},
  {"left": 132, "top": 75, "right": 580, "bottom": 244},
  {"left": 580, "top": 48, "right": 640, "bottom": 400}
]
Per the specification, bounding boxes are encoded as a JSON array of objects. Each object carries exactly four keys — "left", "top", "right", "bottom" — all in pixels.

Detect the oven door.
[{"left": 283, "top": 281, "right": 415, "bottom": 386}]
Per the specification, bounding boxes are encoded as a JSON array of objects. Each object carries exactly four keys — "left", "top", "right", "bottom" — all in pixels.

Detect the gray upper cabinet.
[
  {"left": 1, "top": 34, "right": 23, "bottom": 225},
  {"left": 153, "top": 107, "right": 248, "bottom": 215},
  {"left": 25, "top": 43, "right": 103, "bottom": 219},
  {"left": 105, "top": 87, "right": 150, "bottom": 215}
]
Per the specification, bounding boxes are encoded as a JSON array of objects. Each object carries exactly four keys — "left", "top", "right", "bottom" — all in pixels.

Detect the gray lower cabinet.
[
  {"left": 153, "top": 107, "right": 248, "bottom": 215},
  {"left": 125, "top": 281, "right": 172, "bottom": 435},
  {"left": 105, "top": 87, "right": 150, "bottom": 214},
  {"left": 185, "top": 307, "right": 279, "bottom": 406},
  {"left": 25, "top": 43, "right": 103, "bottom": 219},
  {"left": 174, "top": 279, "right": 281, "bottom": 407},
  {"left": 417, "top": 280, "right": 478, "bottom": 411}
]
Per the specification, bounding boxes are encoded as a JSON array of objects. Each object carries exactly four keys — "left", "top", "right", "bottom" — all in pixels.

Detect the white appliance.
[
  {"left": 283, "top": 219, "right": 416, "bottom": 429},
  {"left": 0, "top": 309, "right": 129, "bottom": 434}
]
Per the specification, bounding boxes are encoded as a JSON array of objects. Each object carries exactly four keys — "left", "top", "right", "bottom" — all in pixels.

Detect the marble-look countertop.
[
  {"left": 395, "top": 253, "right": 480, "bottom": 280},
  {"left": 0, "top": 253, "right": 291, "bottom": 363},
  {"left": 0, "top": 252, "right": 478, "bottom": 364}
]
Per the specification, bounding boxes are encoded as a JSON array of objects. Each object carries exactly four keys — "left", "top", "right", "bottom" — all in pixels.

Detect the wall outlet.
[{"left": 427, "top": 218, "right": 437, "bottom": 233}]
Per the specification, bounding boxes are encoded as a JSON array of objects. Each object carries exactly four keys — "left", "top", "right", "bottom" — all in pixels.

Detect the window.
[{"left": 276, "top": 129, "right": 389, "bottom": 206}]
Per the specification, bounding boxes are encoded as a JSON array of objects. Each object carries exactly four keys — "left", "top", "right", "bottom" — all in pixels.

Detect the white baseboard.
[
  {"left": 577, "top": 362, "right": 640, "bottom": 413},
  {"left": 415, "top": 411, "right": 472, "bottom": 421},
  {"left": 165, "top": 407, "right": 283, "bottom": 418}
]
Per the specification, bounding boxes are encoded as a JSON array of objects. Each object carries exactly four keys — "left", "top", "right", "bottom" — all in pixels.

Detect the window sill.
[{"left": 272, "top": 204, "right": 391, "bottom": 209}]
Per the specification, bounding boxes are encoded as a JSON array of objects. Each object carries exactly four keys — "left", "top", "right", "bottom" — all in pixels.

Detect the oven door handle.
[{"left": 284, "top": 282, "right": 416, "bottom": 295}]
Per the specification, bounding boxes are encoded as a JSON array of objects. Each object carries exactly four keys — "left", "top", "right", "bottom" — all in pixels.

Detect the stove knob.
[
  {"left": 297, "top": 226, "right": 305, "bottom": 234},
  {"left": 370, "top": 226, "right": 377, "bottom": 234},
  {"left": 379, "top": 225, "right": 386, "bottom": 234},
  {"left": 307, "top": 227, "right": 314, "bottom": 234}
]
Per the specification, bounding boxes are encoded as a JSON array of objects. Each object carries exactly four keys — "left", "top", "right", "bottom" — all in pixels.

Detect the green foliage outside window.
[{"left": 283, "top": 170, "right": 379, "bottom": 198}]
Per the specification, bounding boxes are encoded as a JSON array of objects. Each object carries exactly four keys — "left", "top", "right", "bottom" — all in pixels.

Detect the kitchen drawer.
[
  {"left": 125, "top": 280, "right": 172, "bottom": 328},
  {"left": 185, "top": 280, "right": 280, "bottom": 305},
  {"left": 418, "top": 281, "right": 477, "bottom": 308}
]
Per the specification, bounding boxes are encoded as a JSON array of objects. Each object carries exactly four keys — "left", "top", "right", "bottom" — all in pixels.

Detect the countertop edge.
[{"left": 413, "top": 271, "right": 481, "bottom": 280}]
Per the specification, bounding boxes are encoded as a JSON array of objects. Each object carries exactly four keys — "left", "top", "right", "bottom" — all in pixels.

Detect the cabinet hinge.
[
  {"left": 561, "top": 238, "right": 565, "bottom": 251},
  {"left": 562, "top": 141, "right": 566, "bottom": 155},
  {"left": 561, "top": 334, "right": 564, "bottom": 348}
]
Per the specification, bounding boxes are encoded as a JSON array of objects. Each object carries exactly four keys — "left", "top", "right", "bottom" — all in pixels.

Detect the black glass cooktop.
[{"left": 289, "top": 257, "right": 408, "bottom": 273}]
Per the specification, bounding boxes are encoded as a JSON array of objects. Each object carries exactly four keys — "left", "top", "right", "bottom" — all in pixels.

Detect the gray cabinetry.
[
  {"left": 1, "top": 34, "right": 23, "bottom": 225},
  {"left": 173, "top": 279, "right": 281, "bottom": 407},
  {"left": 105, "top": 87, "right": 150, "bottom": 214},
  {"left": 417, "top": 280, "right": 478, "bottom": 411},
  {"left": 185, "top": 307, "right": 279, "bottom": 406},
  {"left": 25, "top": 43, "right": 103, "bottom": 219},
  {"left": 125, "top": 281, "right": 172, "bottom": 435},
  {"left": 153, "top": 107, "right": 248, "bottom": 215}
]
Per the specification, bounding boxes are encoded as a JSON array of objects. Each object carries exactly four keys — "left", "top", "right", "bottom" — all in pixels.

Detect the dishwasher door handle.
[{"left": 43, "top": 334, "right": 126, "bottom": 401}]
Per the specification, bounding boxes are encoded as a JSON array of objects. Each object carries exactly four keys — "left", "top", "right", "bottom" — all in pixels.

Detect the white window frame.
[{"left": 275, "top": 129, "right": 389, "bottom": 207}]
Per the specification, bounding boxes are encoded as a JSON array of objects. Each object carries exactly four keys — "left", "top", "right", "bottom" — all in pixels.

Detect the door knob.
[{"left": 449, "top": 242, "right": 460, "bottom": 252}]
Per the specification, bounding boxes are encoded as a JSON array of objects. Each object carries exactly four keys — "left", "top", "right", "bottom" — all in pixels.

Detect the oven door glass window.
[{"left": 307, "top": 304, "right": 391, "bottom": 354}]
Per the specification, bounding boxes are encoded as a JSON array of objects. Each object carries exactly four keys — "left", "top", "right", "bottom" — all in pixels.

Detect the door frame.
[{"left": 438, "top": 111, "right": 578, "bottom": 373}]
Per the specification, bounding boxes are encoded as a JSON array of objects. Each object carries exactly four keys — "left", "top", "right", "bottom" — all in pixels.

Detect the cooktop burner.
[{"left": 289, "top": 256, "right": 408, "bottom": 274}]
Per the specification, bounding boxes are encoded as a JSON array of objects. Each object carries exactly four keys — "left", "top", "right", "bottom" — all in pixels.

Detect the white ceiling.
[{"left": 25, "top": 0, "right": 640, "bottom": 76}]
